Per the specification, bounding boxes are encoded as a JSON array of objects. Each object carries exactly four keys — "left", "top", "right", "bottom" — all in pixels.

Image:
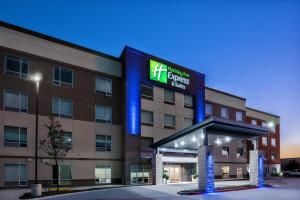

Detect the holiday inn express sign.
[{"left": 149, "top": 59, "right": 190, "bottom": 90}]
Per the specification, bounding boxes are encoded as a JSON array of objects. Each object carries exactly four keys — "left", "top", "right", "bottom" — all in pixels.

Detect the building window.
[
  {"left": 221, "top": 107, "right": 229, "bottom": 119},
  {"left": 5, "top": 55, "right": 28, "bottom": 78},
  {"left": 251, "top": 119, "right": 257, "bottom": 125},
  {"left": 52, "top": 98, "right": 73, "bottom": 118},
  {"left": 53, "top": 165, "right": 72, "bottom": 185},
  {"left": 164, "top": 114, "right": 175, "bottom": 128},
  {"left": 141, "top": 110, "right": 154, "bottom": 126},
  {"left": 271, "top": 152, "right": 277, "bottom": 160},
  {"left": 222, "top": 166, "right": 230, "bottom": 179},
  {"left": 164, "top": 89, "right": 175, "bottom": 104},
  {"left": 222, "top": 146, "right": 229, "bottom": 157},
  {"left": 4, "top": 90, "right": 28, "bottom": 113},
  {"left": 236, "top": 111, "right": 243, "bottom": 121},
  {"left": 184, "top": 118, "right": 193, "bottom": 128},
  {"left": 236, "top": 147, "right": 244, "bottom": 158},
  {"left": 96, "top": 76, "right": 112, "bottom": 96},
  {"left": 95, "top": 166, "right": 111, "bottom": 184},
  {"left": 4, "top": 126, "right": 27, "bottom": 147},
  {"left": 4, "top": 164, "right": 27, "bottom": 186},
  {"left": 95, "top": 105, "right": 112, "bottom": 124},
  {"left": 61, "top": 132, "right": 72, "bottom": 149},
  {"left": 141, "top": 84, "right": 153, "bottom": 99},
  {"left": 262, "top": 137, "right": 268, "bottom": 146},
  {"left": 53, "top": 66, "right": 73, "bottom": 87},
  {"left": 271, "top": 138, "right": 276, "bottom": 147},
  {"left": 184, "top": 94, "right": 193, "bottom": 108},
  {"left": 270, "top": 124, "right": 276, "bottom": 133},
  {"left": 205, "top": 103, "right": 213, "bottom": 115},
  {"left": 262, "top": 122, "right": 268, "bottom": 128},
  {"left": 96, "top": 135, "right": 111, "bottom": 152},
  {"left": 130, "top": 165, "right": 150, "bottom": 184}
]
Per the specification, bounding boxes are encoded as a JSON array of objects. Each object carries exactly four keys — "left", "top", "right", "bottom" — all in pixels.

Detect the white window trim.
[
  {"left": 221, "top": 107, "right": 229, "bottom": 119},
  {"left": 95, "top": 76, "right": 112, "bottom": 97},
  {"left": 52, "top": 97, "right": 73, "bottom": 118},
  {"left": 96, "top": 135, "right": 112, "bottom": 152},
  {"left": 4, "top": 126, "right": 27, "bottom": 148},
  {"left": 53, "top": 65, "right": 73, "bottom": 88},
  {"left": 4, "top": 54, "right": 29, "bottom": 79},
  {"left": 4, "top": 163, "right": 27, "bottom": 186},
  {"left": 95, "top": 165, "right": 112, "bottom": 184},
  {"left": 4, "top": 89, "right": 28, "bottom": 113},
  {"left": 95, "top": 105, "right": 112, "bottom": 124}
]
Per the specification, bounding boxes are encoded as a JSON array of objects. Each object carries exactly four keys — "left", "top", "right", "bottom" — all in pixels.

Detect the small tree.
[{"left": 40, "top": 115, "right": 71, "bottom": 192}]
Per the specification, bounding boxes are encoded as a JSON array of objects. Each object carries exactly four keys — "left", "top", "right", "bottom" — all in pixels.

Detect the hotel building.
[{"left": 0, "top": 21, "right": 280, "bottom": 188}]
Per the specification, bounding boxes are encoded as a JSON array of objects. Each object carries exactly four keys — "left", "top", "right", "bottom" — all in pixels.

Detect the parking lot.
[{"left": 42, "top": 178, "right": 300, "bottom": 200}]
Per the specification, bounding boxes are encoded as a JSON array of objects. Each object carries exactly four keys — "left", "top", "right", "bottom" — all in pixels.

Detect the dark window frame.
[
  {"left": 5, "top": 54, "right": 29, "bottom": 79},
  {"left": 141, "top": 84, "right": 153, "bottom": 100},
  {"left": 53, "top": 65, "right": 73, "bottom": 88},
  {"left": 96, "top": 135, "right": 112, "bottom": 152}
]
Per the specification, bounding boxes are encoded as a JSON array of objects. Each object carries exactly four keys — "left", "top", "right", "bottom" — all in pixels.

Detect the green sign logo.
[{"left": 150, "top": 60, "right": 168, "bottom": 84}]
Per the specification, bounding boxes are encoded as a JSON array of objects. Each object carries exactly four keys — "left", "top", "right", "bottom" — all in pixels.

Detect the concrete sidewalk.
[{"left": 0, "top": 184, "right": 124, "bottom": 200}]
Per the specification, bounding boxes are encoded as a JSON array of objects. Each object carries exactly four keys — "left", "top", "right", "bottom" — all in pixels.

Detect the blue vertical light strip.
[
  {"left": 206, "top": 153, "right": 215, "bottom": 193},
  {"left": 125, "top": 50, "right": 141, "bottom": 135},
  {"left": 194, "top": 74, "right": 205, "bottom": 123},
  {"left": 258, "top": 155, "right": 264, "bottom": 187}
]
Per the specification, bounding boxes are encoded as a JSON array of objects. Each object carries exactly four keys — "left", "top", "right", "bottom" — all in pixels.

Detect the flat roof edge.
[
  {"left": 0, "top": 20, "right": 120, "bottom": 62},
  {"left": 205, "top": 86, "right": 246, "bottom": 101},
  {"left": 246, "top": 107, "right": 280, "bottom": 118}
]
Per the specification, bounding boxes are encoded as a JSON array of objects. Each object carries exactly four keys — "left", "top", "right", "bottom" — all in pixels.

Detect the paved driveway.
[{"left": 43, "top": 178, "right": 300, "bottom": 200}]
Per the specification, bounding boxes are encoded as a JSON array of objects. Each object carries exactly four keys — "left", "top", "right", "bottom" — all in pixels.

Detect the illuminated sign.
[{"left": 149, "top": 59, "right": 190, "bottom": 90}]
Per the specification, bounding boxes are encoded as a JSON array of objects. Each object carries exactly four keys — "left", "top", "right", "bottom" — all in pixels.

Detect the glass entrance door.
[{"left": 164, "top": 165, "right": 181, "bottom": 182}]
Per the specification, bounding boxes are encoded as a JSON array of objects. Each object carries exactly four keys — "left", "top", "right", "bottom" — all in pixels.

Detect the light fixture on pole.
[{"left": 30, "top": 73, "right": 42, "bottom": 197}]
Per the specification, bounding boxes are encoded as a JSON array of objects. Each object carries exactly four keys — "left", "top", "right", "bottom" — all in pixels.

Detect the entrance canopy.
[{"left": 152, "top": 117, "right": 269, "bottom": 151}]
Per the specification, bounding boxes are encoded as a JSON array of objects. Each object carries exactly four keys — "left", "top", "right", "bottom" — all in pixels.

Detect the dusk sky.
[{"left": 1, "top": 0, "right": 299, "bottom": 158}]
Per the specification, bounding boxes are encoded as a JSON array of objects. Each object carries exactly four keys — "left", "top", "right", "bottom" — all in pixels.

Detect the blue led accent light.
[
  {"left": 258, "top": 155, "right": 264, "bottom": 187},
  {"left": 125, "top": 51, "right": 142, "bottom": 135},
  {"left": 206, "top": 153, "right": 215, "bottom": 193},
  {"left": 194, "top": 74, "right": 205, "bottom": 123}
]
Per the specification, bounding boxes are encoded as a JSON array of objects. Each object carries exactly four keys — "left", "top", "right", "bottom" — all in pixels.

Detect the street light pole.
[
  {"left": 31, "top": 73, "right": 42, "bottom": 197},
  {"left": 35, "top": 80, "right": 39, "bottom": 183}
]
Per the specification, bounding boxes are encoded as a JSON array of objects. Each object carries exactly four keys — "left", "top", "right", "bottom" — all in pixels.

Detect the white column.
[
  {"left": 152, "top": 153, "right": 163, "bottom": 185},
  {"left": 249, "top": 150, "right": 264, "bottom": 187},
  {"left": 198, "top": 145, "right": 214, "bottom": 192}
]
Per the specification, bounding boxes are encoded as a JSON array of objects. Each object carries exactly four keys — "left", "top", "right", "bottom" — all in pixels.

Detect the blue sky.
[{"left": 1, "top": 0, "right": 299, "bottom": 157}]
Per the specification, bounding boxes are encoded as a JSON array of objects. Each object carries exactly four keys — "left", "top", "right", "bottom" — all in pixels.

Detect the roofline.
[
  {"left": 205, "top": 86, "right": 246, "bottom": 101},
  {"left": 246, "top": 107, "right": 280, "bottom": 118},
  {"left": 0, "top": 20, "right": 120, "bottom": 62}
]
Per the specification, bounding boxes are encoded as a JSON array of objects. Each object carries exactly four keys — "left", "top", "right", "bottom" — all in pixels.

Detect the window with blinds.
[
  {"left": 4, "top": 126, "right": 27, "bottom": 147},
  {"left": 184, "top": 94, "right": 193, "bottom": 108},
  {"left": 164, "top": 114, "right": 175, "bottom": 128},
  {"left": 141, "top": 110, "right": 154, "bottom": 125},
  {"left": 184, "top": 118, "right": 193, "bottom": 128},
  {"left": 141, "top": 84, "right": 153, "bottom": 99},
  {"left": 96, "top": 76, "right": 112, "bottom": 96},
  {"left": 4, "top": 164, "right": 27, "bottom": 186},
  {"left": 95, "top": 105, "right": 112, "bottom": 124},
  {"left": 52, "top": 98, "right": 73, "bottom": 118},
  {"left": 96, "top": 135, "right": 111, "bottom": 152},
  {"left": 164, "top": 89, "right": 175, "bottom": 104},
  {"left": 4, "top": 90, "right": 27, "bottom": 112}
]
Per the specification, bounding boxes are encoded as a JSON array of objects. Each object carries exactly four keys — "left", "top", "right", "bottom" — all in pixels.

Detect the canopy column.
[
  {"left": 198, "top": 145, "right": 214, "bottom": 192},
  {"left": 152, "top": 153, "right": 163, "bottom": 185},
  {"left": 249, "top": 150, "right": 264, "bottom": 187}
]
